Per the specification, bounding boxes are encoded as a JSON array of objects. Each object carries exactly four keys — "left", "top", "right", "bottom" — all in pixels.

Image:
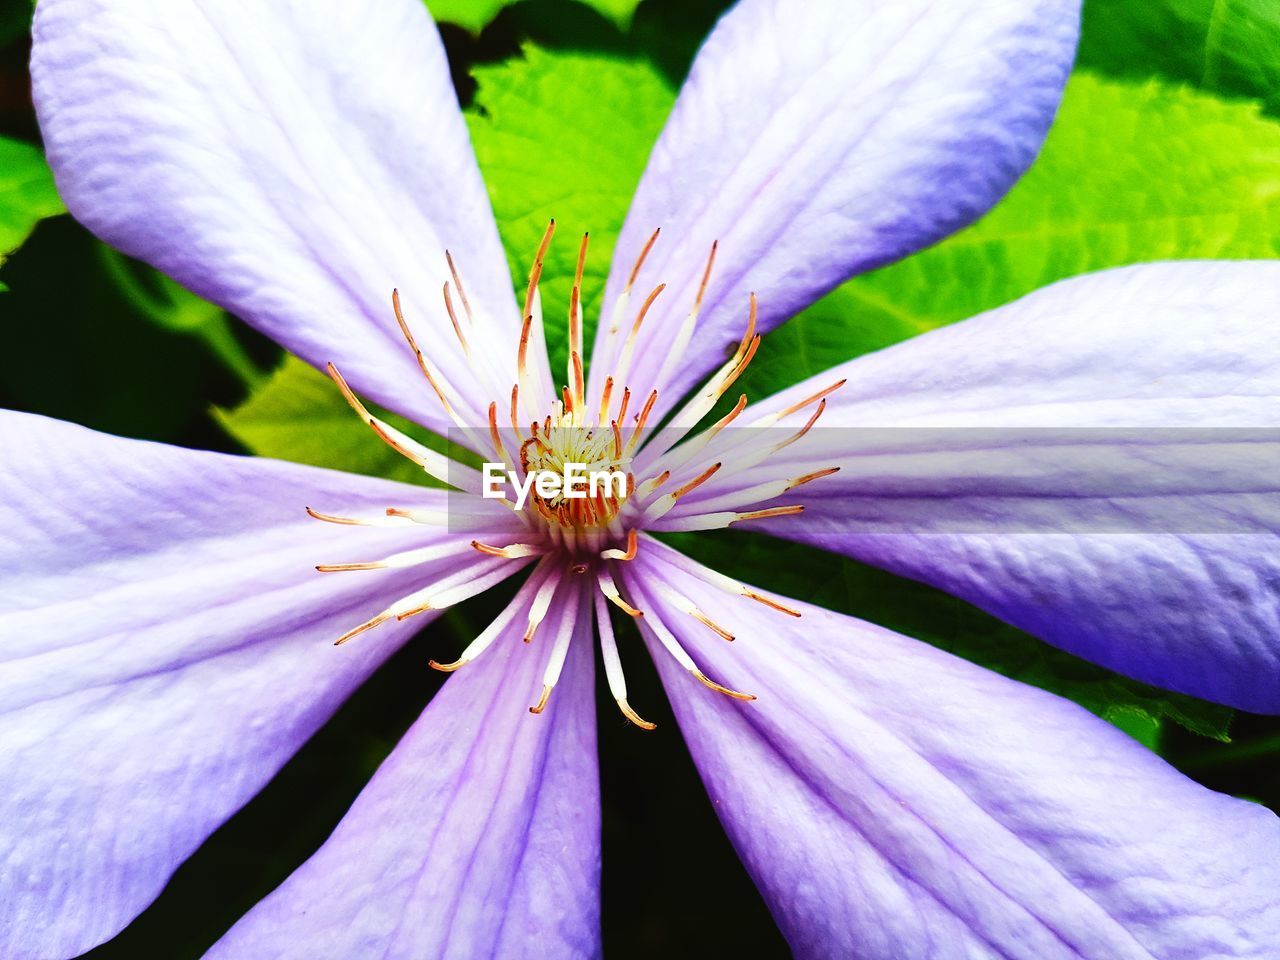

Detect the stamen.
[
  {"left": 744, "top": 590, "right": 802, "bottom": 618},
  {"left": 444, "top": 250, "right": 474, "bottom": 325},
  {"left": 429, "top": 560, "right": 555, "bottom": 672},
  {"left": 669, "top": 466, "right": 839, "bottom": 517},
  {"left": 335, "top": 613, "right": 391, "bottom": 646},
  {"left": 653, "top": 580, "right": 735, "bottom": 641},
  {"left": 772, "top": 398, "right": 827, "bottom": 453},
  {"left": 639, "top": 462, "right": 721, "bottom": 524},
  {"left": 649, "top": 294, "right": 760, "bottom": 459},
  {"left": 611, "top": 284, "right": 666, "bottom": 396},
  {"left": 442, "top": 282, "right": 470, "bottom": 354},
  {"left": 326, "top": 362, "right": 472, "bottom": 491},
  {"left": 618, "top": 699, "right": 656, "bottom": 729},
  {"left": 393, "top": 556, "right": 523, "bottom": 622},
  {"left": 626, "top": 227, "right": 661, "bottom": 293},
  {"left": 530, "top": 579, "right": 582, "bottom": 714},
  {"left": 755, "top": 378, "right": 847, "bottom": 427},
  {"left": 655, "top": 240, "right": 718, "bottom": 390},
  {"left": 633, "top": 470, "right": 670, "bottom": 501},
  {"left": 316, "top": 540, "right": 464, "bottom": 572},
  {"left": 488, "top": 401, "right": 514, "bottom": 471},
  {"left": 523, "top": 220, "right": 556, "bottom": 327},
  {"left": 646, "top": 544, "right": 803, "bottom": 617},
  {"left": 595, "top": 588, "right": 655, "bottom": 730},
  {"left": 788, "top": 466, "right": 841, "bottom": 489},
  {"left": 305, "top": 506, "right": 410, "bottom": 527},
  {"left": 597, "top": 568, "right": 643, "bottom": 617},
  {"left": 625, "top": 577, "right": 755, "bottom": 701},
  {"left": 671, "top": 462, "right": 721, "bottom": 499},
  {"left": 625, "top": 389, "right": 660, "bottom": 453},
  {"left": 529, "top": 685, "right": 553, "bottom": 714},
  {"left": 568, "top": 232, "right": 589, "bottom": 409},
  {"left": 471, "top": 540, "right": 544, "bottom": 558},
  {"left": 510, "top": 384, "right": 523, "bottom": 438},
  {"left": 692, "top": 670, "right": 756, "bottom": 701},
  {"left": 524, "top": 569, "right": 562, "bottom": 642},
  {"left": 391, "top": 289, "right": 463, "bottom": 422},
  {"left": 597, "top": 376, "right": 614, "bottom": 427},
  {"left": 600, "top": 528, "right": 639, "bottom": 561}
]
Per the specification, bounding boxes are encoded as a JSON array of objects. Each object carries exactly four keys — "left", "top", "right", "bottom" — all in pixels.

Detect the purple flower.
[{"left": 6, "top": 0, "right": 1280, "bottom": 957}]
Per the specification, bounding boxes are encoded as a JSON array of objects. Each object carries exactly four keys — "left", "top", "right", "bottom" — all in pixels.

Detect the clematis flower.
[{"left": 6, "top": 0, "right": 1280, "bottom": 956}]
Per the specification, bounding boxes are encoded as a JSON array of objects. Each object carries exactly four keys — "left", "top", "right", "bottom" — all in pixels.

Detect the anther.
[
  {"left": 692, "top": 670, "right": 756, "bottom": 701},
  {"left": 600, "top": 528, "right": 639, "bottom": 561},
  {"left": 335, "top": 613, "right": 390, "bottom": 646},
  {"left": 617, "top": 698, "right": 657, "bottom": 731},
  {"left": 529, "top": 684, "right": 553, "bottom": 714}
]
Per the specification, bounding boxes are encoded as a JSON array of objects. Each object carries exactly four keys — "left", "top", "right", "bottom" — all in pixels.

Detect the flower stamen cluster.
[{"left": 310, "top": 221, "right": 842, "bottom": 727}]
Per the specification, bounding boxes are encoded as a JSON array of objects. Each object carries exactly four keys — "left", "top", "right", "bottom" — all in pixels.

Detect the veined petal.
[
  {"left": 589, "top": 0, "right": 1080, "bottom": 419},
  {"left": 633, "top": 541, "right": 1280, "bottom": 960},
  {"left": 0, "top": 411, "right": 517, "bottom": 959},
  {"left": 32, "top": 0, "right": 519, "bottom": 433},
  {"left": 208, "top": 575, "right": 600, "bottom": 960},
  {"left": 684, "top": 261, "right": 1280, "bottom": 711}
]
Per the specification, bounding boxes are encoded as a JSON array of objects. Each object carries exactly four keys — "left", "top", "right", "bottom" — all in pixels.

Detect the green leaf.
[
  {"left": 97, "top": 245, "right": 265, "bottom": 387},
  {"left": 666, "top": 531, "right": 1234, "bottom": 742},
  {"left": 1080, "top": 0, "right": 1280, "bottom": 111},
  {"left": 577, "top": 0, "right": 643, "bottom": 29},
  {"left": 426, "top": 0, "right": 642, "bottom": 34},
  {"left": 214, "top": 355, "right": 458, "bottom": 486},
  {"left": 424, "top": 0, "right": 513, "bottom": 34},
  {"left": 729, "top": 71, "right": 1280, "bottom": 404},
  {"left": 0, "top": 137, "right": 65, "bottom": 291},
  {"left": 467, "top": 46, "right": 675, "bottom": 376}
]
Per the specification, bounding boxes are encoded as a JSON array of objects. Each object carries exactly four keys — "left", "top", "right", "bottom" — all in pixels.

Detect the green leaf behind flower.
[
  {"left": 426, "top": 0, "right": 642, "bottom": 34},
  {"left": 214, "top": 355, "right": 457, "bottom": 486},
  {"left": 1080, "top": 0, "right": 1280, "bottom": 111},
  {"left": 466, "top": 45, "right": 675, "bottom": 376},
  {"left": 0, "top": 137, "right": 64, "bottom": 292}
]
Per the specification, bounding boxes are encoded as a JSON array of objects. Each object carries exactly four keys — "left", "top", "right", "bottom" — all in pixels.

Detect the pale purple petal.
[
  {"left": 0, "top": 411, "right": 516, "bottom": 958},
  {"left": 32, "top": 0, "right": 520, "bottom": 434},
  {"left": 630, "top": 541, "right": 1280, "bottom": 960},
  {"left": 677, "top": 261, "right": 1280, "bottom": 711},
  {"left": 208, "top": 576, "right": 599, "bottom": 960},
  {"left": 589, "top": 0, "right": 1080, "bottom": 420}
]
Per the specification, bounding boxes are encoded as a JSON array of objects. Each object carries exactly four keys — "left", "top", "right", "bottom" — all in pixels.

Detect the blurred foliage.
[
  {"left": 0, "top": 134, "right": 62, "bottom": 289},
  {"left": 1080, "top": 0, "right": 1280, "bottom": 113},
  {"left": 429, "top": 0, "right": 642, "bottom": 33}
]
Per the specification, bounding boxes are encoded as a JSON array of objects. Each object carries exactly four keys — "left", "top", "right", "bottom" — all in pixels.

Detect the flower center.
[{"left": 309, "top": 221, "right": 843, "bottom": 728}]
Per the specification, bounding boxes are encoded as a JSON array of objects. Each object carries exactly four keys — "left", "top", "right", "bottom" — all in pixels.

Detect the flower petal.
[
  {"left": 207, "top": 576, "right": 599, "bottom": 960},
  {"left": 0, "top": 411, "right": 515, "bottom": 958},
  {"left": 31, "top": 0, "right": 519, "bottom": 433},
  {"left": 630, "top": 541, "right": 1280, "bottom": 960},
  {"left": 672, "top": 261, "right": 1280, "bottom": 711},
  {"left": 589, "top": 0, "right": 1080, "bottom": 418}
]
